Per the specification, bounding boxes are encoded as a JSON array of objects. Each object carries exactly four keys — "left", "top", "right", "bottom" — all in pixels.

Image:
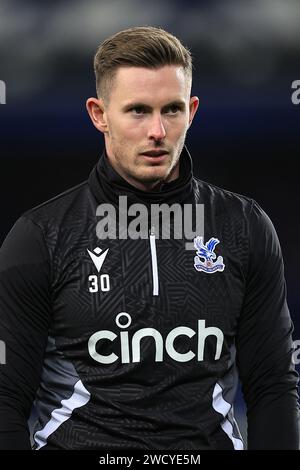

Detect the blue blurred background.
[{"left": 1, "top": 0, "right": 299, "bottom": 445}]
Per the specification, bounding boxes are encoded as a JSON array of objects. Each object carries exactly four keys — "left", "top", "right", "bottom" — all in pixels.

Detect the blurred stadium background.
[{"left": 1, "top": 0, "right": 300, "bottom": 446}]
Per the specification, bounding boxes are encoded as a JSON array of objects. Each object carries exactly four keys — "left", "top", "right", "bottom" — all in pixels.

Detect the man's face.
[{"left": 88, "top": 65, "right": 199, "bottom": 191}]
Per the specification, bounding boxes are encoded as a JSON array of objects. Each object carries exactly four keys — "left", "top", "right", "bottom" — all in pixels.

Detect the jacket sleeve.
[
  {"left": 0, "top": 217, "right": 52, "bottom": 449},
  {"left": 236, "top": 200, "right": 299, "bottom": 449}
]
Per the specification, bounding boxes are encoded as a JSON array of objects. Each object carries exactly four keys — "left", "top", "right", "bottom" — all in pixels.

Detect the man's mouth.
[{"left": 140, "top": 150, "right": 169, "bottom": 157}]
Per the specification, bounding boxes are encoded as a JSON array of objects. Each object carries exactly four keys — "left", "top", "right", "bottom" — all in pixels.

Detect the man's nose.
[{"left": 147, "top": 114, "right": 166, "bottom": 141}]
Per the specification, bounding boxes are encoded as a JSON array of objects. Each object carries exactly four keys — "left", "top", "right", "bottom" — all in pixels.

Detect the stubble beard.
[{"left": 108, "top": 133, "right": 186, "bottom": 188}]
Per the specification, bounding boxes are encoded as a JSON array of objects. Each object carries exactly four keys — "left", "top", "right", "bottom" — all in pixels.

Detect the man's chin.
[{"left": 137, "top": 167, "right": 170, "bottom": 183}]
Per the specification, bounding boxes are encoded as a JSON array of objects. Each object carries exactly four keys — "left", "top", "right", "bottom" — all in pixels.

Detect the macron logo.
[{"left": 87, "top": 247, "right": 109, "bottom": 273}]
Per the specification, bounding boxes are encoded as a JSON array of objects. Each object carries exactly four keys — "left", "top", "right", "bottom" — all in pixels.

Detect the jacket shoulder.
[
  {"left": 193, "top": 176, "right": 254, "bottom": 214},
  {"left": 22, "top": 180, "right": 91, "bottom": 224}
]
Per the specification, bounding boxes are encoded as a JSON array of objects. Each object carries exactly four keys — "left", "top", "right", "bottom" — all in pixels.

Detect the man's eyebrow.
[
  {"left": 161, "top": 100, "right": 186, "bottom": 110},
  {"left": 122, "top": 102, "right": 151, "bottom": 111},
  {"left": 122, "top": 100, "right": 186, "bottom": 112}
]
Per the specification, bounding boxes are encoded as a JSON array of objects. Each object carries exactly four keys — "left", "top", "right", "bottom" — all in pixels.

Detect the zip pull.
[{"left": 149, "top": 226, "right": 159, "bottom": 296}]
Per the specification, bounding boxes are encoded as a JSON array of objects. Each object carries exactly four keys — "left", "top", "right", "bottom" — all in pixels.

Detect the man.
[{"left": 0, "top": 26, "right": 299, "bottom": 450}]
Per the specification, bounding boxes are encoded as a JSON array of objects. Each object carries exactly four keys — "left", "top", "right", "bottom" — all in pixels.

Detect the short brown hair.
[{"left": 94, "top": 26, "right": 193, "bottom": 103}]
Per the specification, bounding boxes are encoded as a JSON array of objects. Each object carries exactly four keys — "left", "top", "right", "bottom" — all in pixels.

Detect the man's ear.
[
  {"left": 86, "top": 97, "right": 109, "bottom": 133},
  {"left": 188, "top": 96, "right": 199, "bottom": 128}
]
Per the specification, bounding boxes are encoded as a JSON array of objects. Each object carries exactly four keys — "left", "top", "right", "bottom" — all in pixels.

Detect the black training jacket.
[{"left": 0, "top": 147, "right": 299, "bottom": 450}]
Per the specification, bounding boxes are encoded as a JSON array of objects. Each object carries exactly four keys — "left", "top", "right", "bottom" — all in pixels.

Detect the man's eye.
[
  {"left": 131, "top": 107, "right": 145, "bottom": 115},
  {"left": 166, "top": 105, "right": 180, "bottom": 114}
]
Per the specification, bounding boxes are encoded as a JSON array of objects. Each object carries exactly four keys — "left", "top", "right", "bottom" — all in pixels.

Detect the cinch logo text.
[{"left": 88, "top": 313, "right": 224, "bottom": 364}]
